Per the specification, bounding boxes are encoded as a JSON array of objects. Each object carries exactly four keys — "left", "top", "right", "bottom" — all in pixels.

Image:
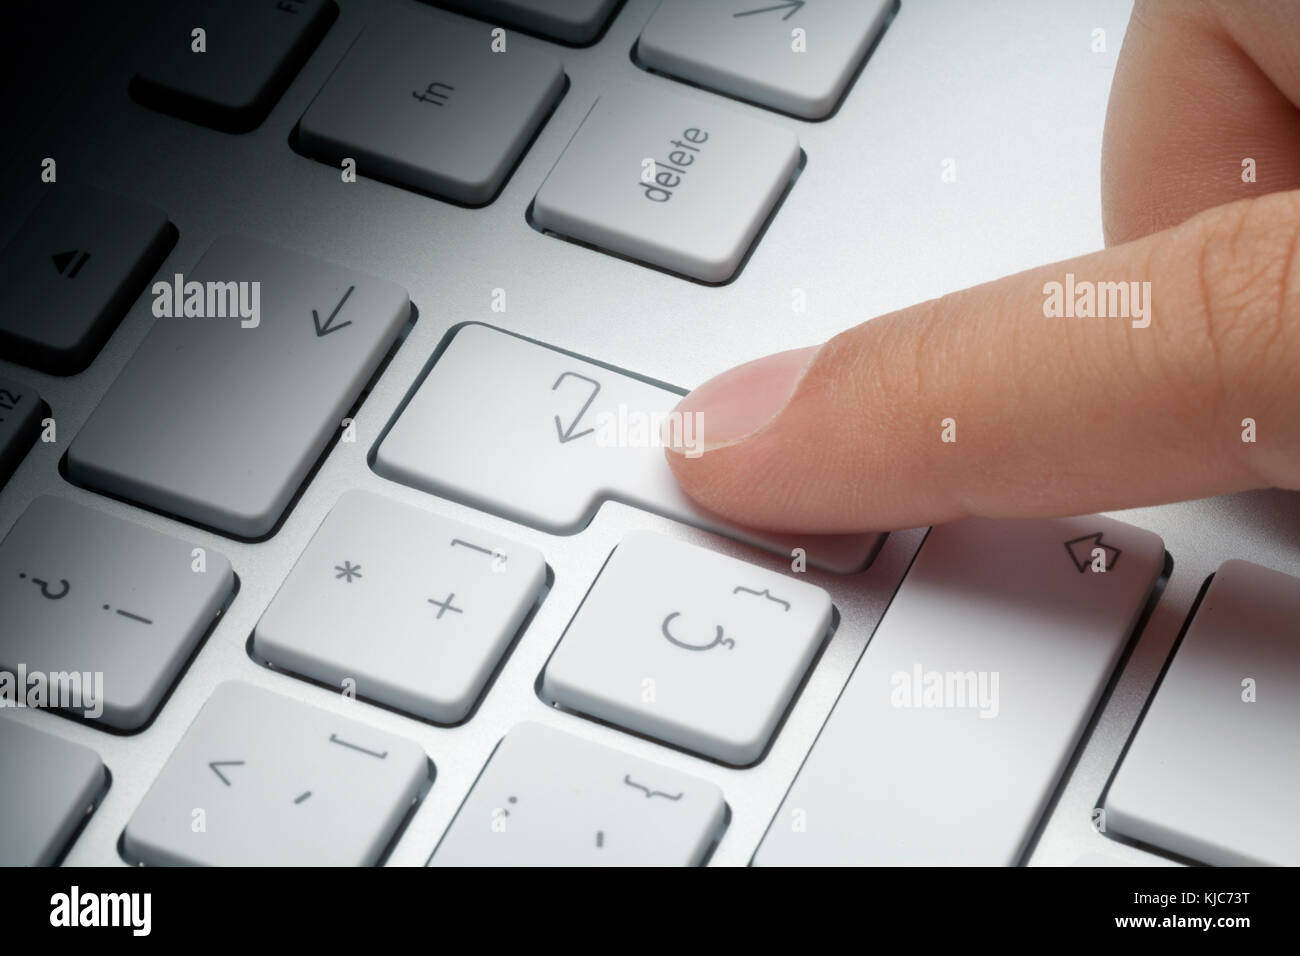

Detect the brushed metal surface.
[{"left": 1, "top": 0, "right": 1296, "bottom": 867}]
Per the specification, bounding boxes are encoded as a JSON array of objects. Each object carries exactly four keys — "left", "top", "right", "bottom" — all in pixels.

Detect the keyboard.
[{"left": 1, "top": 0, "right": 1298, "bottom": 868}]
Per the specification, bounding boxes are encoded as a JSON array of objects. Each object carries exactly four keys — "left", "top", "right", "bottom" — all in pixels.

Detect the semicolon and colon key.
[
  {"left": 432, "top": 722, "right": 726, "bottom": 866},
  {"left": 374, "top": 323, "right": 881, "bottom": 573}
]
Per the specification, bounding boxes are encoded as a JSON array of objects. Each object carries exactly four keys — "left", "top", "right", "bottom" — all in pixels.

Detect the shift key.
[{"left": 67, "top": 236, "right": 409, "bottom": 537}]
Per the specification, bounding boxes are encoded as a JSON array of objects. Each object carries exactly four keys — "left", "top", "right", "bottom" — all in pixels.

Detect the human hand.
[{"left": 665, "top": 0, "right": 1300, "bottom": 533}]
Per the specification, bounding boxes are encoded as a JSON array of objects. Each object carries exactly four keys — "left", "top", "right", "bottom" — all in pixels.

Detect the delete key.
[{"left": 532, "top": 84, "right": 800, "bottom": 283}]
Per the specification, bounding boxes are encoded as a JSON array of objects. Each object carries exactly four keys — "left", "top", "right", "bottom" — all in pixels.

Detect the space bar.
[
  {"left": 374, "top": 323, "right": 881, "bottom": 573},
  {"left": 754, "top": 514, "right": 1166, "bottom": 864}
]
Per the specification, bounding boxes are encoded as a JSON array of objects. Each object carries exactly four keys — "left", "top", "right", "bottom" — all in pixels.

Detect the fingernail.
[{"left": 664, "top": 345, "right": 820, "bottom": 456}]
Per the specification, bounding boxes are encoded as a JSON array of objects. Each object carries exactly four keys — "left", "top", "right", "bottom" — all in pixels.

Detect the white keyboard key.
[
  {"left": 541, "top": 532, "right": 831, "bottom": 765},
  {"left": 299, "top": 8, "right": 564, "bottom": 204},
  {"left": 754, "top": 515, "right": 1165, "bottom": 865},
  {"left": 439, "top": 0, "right": 620, "bottom": 44},
  {"left": 432, "top": 722, "right": 725, "bottom": 866},
  {"left": 254, "top": 491, "right": 546, "bottom": 723},
  {"left": 0, "top": 719, "right": 105, "bottom": 865},
  {"left": 531, "top": 84, "right": 799, "bottom": 282},
  {"left": 638, "top": 0, "right": 893, "bottom": 119},
  {"left": 67, "top": 236, "right": 409, "bottom": 538},
  {"left": 0, "top": 497, "right": 234, "bottom": 731},
  {"left": 1105, "top": 560, "right": 1300, "bottom": 866},
  {"left": 124, "top": 682, "right": 428, "bottom": 866},
  {"left": 375, "top": 323, "right": 879, "bottom": 573}
]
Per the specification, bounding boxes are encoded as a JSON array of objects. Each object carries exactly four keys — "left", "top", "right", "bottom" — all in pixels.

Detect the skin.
[{"left": 666, "top": 0, "right": 1300, "bottom": 534}]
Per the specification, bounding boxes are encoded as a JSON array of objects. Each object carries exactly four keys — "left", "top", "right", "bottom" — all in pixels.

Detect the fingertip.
[{"left": 663, "top": 345, "right": 821, "bottom": 457}]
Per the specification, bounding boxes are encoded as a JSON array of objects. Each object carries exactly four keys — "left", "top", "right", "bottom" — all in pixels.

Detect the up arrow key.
[{"left": 313, "top": 285, "right": 355, "bottom": 337}]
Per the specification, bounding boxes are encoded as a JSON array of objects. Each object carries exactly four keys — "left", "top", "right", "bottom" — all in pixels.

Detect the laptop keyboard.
[{"left": 1, "top": 0, "right": 1297, "bottom": 868}]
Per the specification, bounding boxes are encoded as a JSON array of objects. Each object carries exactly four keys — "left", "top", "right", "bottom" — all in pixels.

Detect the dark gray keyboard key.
[
  {"left": 0, "top": 496, "right": 235, "bottom": 731},
  {"left": 0, "top": 719, "right": 105, "bottom": 865},
  {"left": 432, "top": 0, "right": 620, "bottom": 44},
  {"left": 130, "top": 0, "right": 337, "bottom": 132},
  {"left": 0, "top": 378, "right": 44, "bottom": 488},
  {"left": 298, "top": 8, "right": 563, "bottom": 205},
  {"left": 67, "top": 236, "right": 410, "bottom": 538},
  {"left": 0, "top": 185, "right": 173, "bottom": 374}
]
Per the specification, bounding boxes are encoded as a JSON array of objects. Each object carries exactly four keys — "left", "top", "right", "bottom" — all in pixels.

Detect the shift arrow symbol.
[
  {"left": 209, "top": 760, "right": 245, "bottom": 786},
  {"left": 313, "top": 285, "right": 355, "bottom": 337},
  {"left": 1064, "top": 533, "right": 1122, "bottom": 573}
]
